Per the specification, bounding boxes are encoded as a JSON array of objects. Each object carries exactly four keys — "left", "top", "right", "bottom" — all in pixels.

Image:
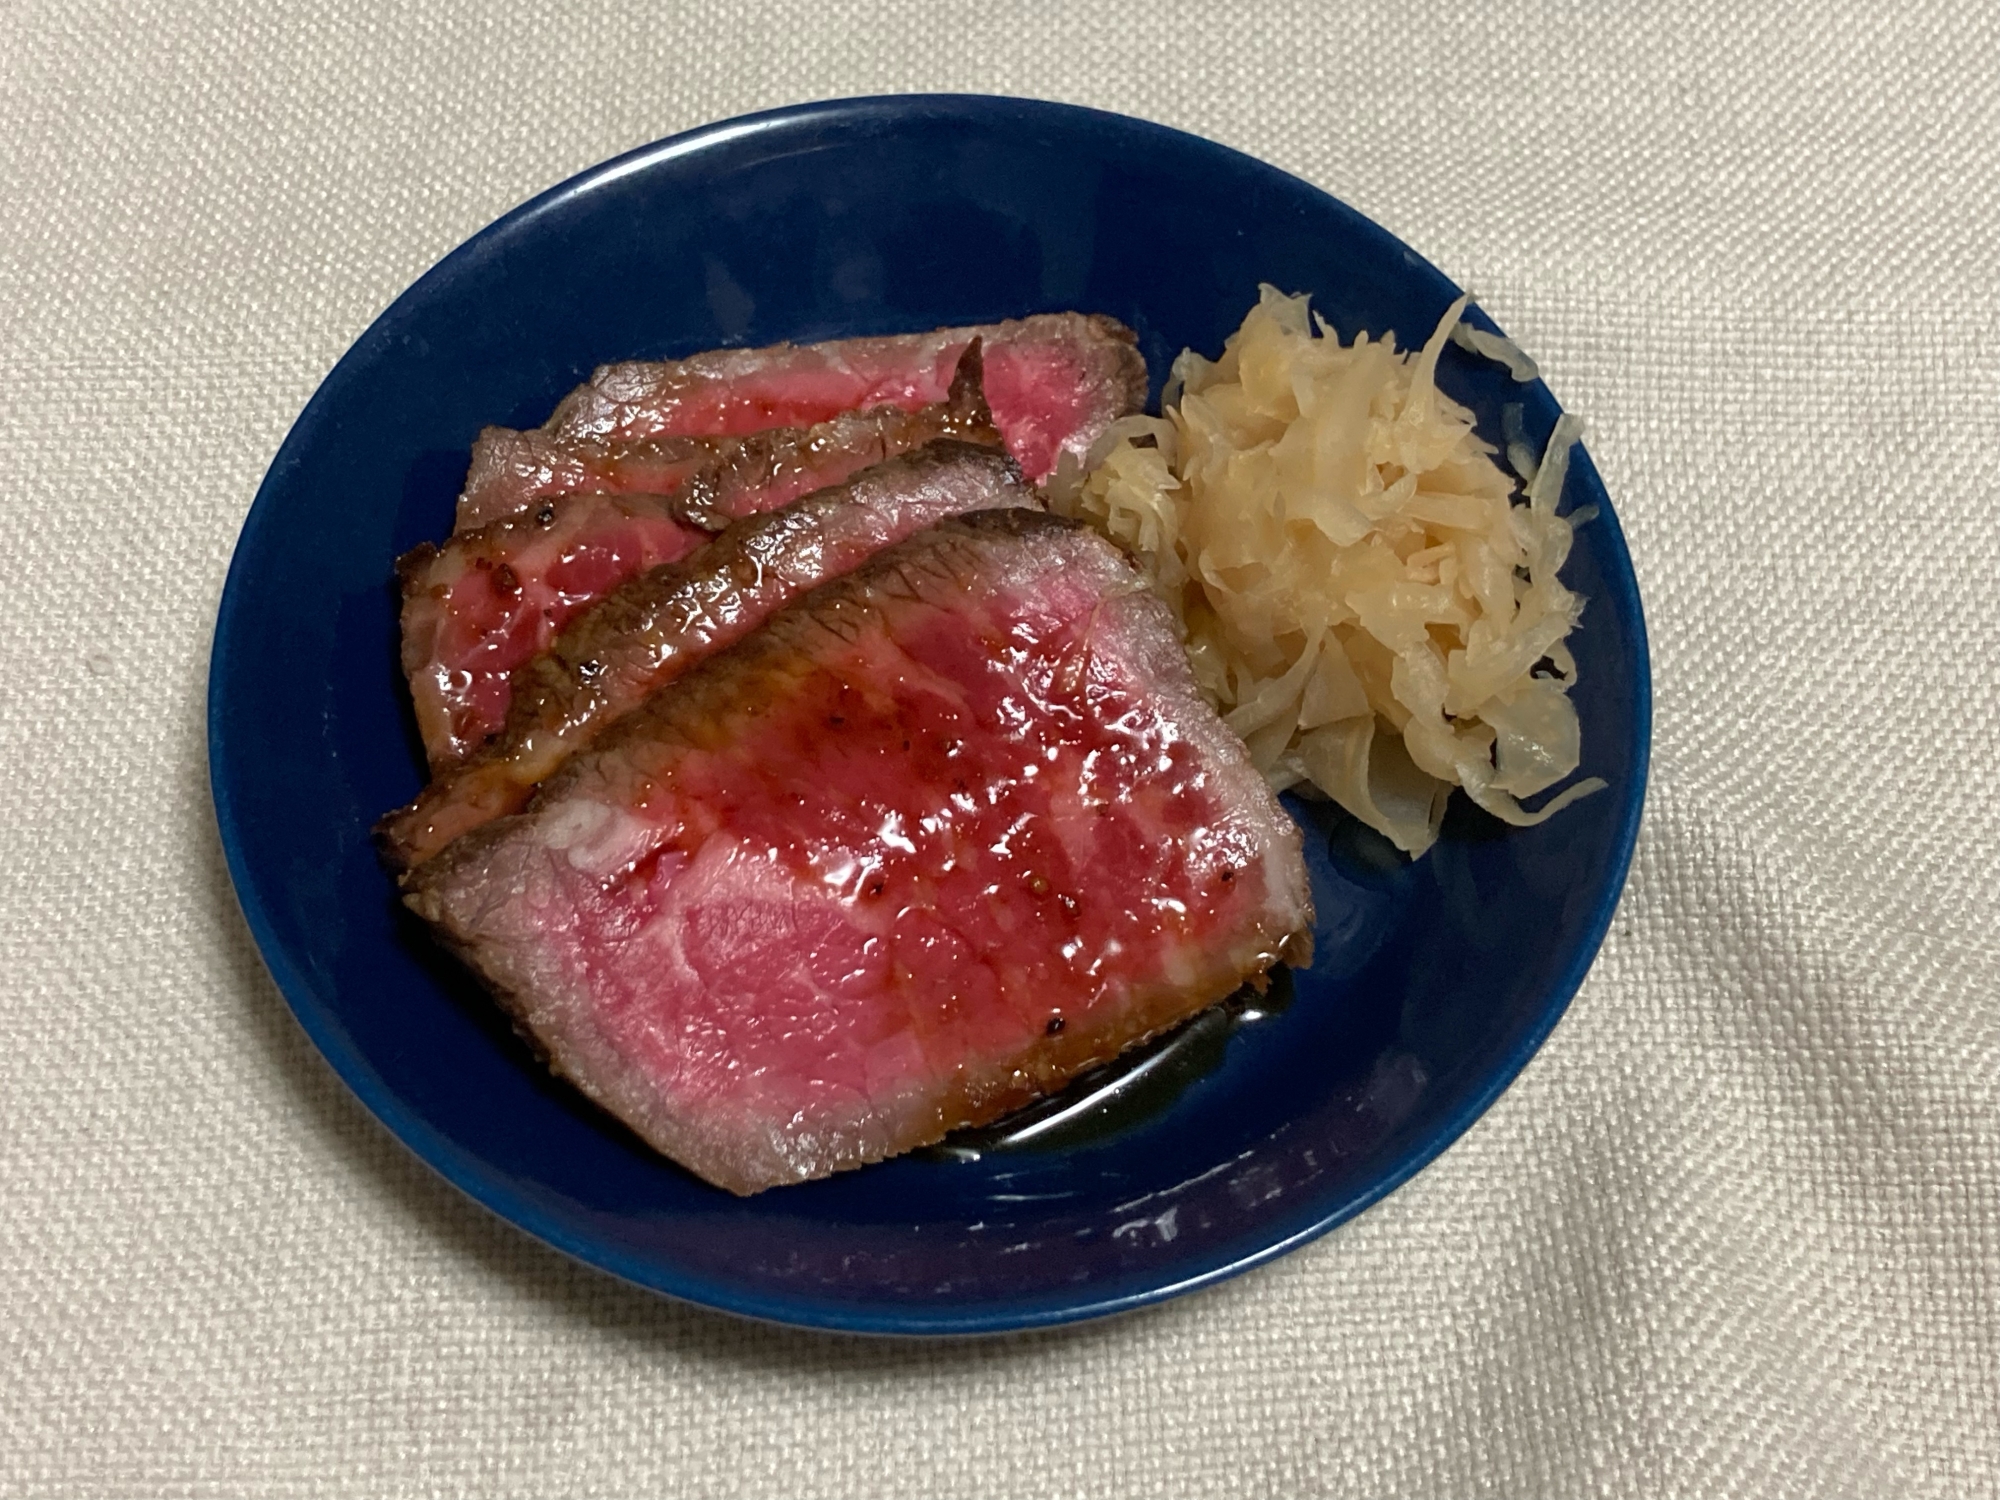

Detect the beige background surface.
[{"left": 4, "top": 1, "right": 1998, "bottom": 1495}]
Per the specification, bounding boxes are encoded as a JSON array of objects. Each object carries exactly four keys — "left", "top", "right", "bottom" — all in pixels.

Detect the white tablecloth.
[{"left": 5, "top": 2, "right": 1996, "bottom": 1494}]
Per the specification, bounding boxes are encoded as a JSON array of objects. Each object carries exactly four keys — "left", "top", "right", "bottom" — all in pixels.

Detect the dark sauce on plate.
[{"left": 920, "top": 967, "right": 1297, "bottom": 1160}]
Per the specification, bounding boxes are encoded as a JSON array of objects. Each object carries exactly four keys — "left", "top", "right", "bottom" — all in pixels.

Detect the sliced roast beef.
[
  {"left": 404, "top": 510, "right": 1313, "bottom": 1195},
  {"left": 455, "top": 340, "right": 1002, "bottom": 533},
  {"left": 397, "top": 493, "right": 711, "bottom": 772},
  {"left": 546, "top": 313, "right": 1146, "bottom": 483},
  {"left": 406, "top": 353, "right": 1003, "bottom": 771},
  {"left": 379, "top": 442, "right": 1036, "bottom": 872},
  {"left": 455, "top": 432, "right": 719, "bottom": 535}
]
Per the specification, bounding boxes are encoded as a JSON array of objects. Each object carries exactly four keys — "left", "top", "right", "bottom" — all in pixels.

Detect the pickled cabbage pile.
[{"left": 1050, "top": 287, "right": 1604, "bottom": 856}]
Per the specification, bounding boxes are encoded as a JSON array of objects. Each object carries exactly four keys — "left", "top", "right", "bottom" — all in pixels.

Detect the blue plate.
[{"left": 209, "top": 95, "right": 1649, "bottom": 1335}]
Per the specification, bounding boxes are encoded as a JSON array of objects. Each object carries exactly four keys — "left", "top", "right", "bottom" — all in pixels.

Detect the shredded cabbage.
[
  {"left": 1450, "top": 318, "right": 1542, "bottom": 383},
  {"left": 1049, "top": 286, "right": 1604, "bottom": 857}
]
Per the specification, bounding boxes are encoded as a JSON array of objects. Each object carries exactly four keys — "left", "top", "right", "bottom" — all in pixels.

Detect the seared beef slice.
[
  {"left": 454, "top": 339, "right": 1003, "bottom": 533},
  {"left": 547, "top": 313, "right": 1146, "bottom": 482},
  {"left": 406, "top": 354, "right": 1002, "bottom": 770},
  {"left": 397, "top": 493, "right": 710, "bottom": 773},
  {"left": 379, "top": 443, "right": 1036, "bottom": 871},
  {"left": 405, "top": 512, "right": 1314, "bottom": 1195}
]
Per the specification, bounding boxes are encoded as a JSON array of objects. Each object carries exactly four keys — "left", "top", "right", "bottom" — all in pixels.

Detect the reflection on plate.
[{"left": 208, "top": 95, "right": 1649, "bottom": 1334}]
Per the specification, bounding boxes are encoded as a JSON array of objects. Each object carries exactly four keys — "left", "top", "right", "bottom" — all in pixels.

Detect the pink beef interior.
[
  {"left": 452, "top": 340, "right": 1001, "bottom": 535},
  {"left": 547, "top": 313, "right": 1145, "bottom": 482},
  {"left": 379, "top": 443, "right": 1032, "bottom": 872},
  {"left": 402, "top": 356, "right": 1004, "bottom": 778},
  {"left": 455, "top": 431, "right": 719, "bottom": 534},
  {"left": 407, "top": 512, "right": 1312, "bottom": 1195},
  {"left": 976, "top": 332, "right": 1118, "bottom": 481},
  {"left": 398, "top": 494, "right": 708, "bottom": 771}
]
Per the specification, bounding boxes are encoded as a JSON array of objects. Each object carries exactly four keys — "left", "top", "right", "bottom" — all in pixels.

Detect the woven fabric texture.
[{"left": 3, "top": 1, "right": 1996, "bottom": 1495}]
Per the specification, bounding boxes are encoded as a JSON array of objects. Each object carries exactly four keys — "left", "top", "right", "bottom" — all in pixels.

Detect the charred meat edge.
[
  {"left": 548, "top": 313, "right": 1147, "bottom": 457},
  {"left": 377, "top": 439, "right": 1031, "bottom": 873},
  {"left": 455, "top": 338, "right": 1002, "bottom": 534}
]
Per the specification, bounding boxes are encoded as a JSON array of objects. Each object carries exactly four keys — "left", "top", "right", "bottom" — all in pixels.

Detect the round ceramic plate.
[{"left": 209, "top": 95, "right": 1649, "bottom": 1335}]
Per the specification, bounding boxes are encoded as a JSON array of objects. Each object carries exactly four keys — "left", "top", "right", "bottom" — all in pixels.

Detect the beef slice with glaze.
[
  {"left": 546, "top": 312, "right": 1146, "bottom": 483},
  {"left": 379, "top": 441, "right": 1037, "bottom": 871},
  {"left": 404, "top": 510, "right": 1313, "bottom": 1196},
  {"left": 455, "top": 337, "right": 1005, "bottom": 533},
  {"left": 397, "top": 492, "right": 711, "bottom": 773},
  {"left": 404, "top": 348, "right": 1002, "bottom": 770}
]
